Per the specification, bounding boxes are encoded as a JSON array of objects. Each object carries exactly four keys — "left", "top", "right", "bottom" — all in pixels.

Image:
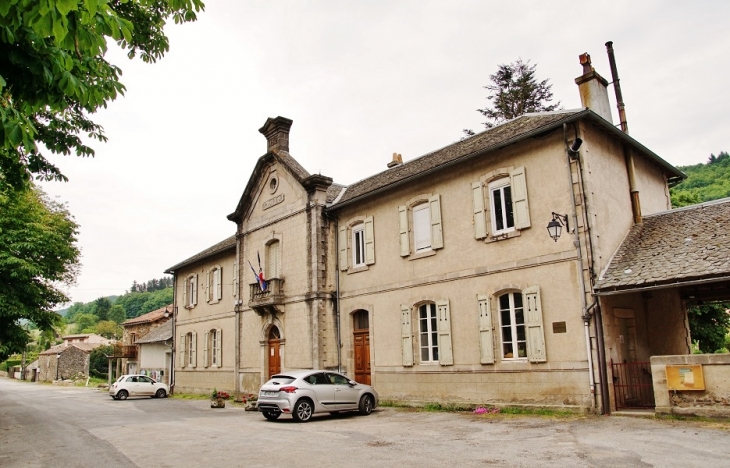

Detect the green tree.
[
  {"left": 94, "top": 320, "right": 121, "bottom": 339},
  {"left": 108, "top": 304, "right": 126, "bottom": 324},
  {"left": 0, "top": 0, "right": 205, "bottom": 190},
  {"left": 670, "top": 152, "right": 730, "bottom": 207},
  {"left": 688, "top": 303, "right": 730, "bottom": 353},
  {"left": 464, "top": 58, "right": 559, "bottom": 136},
  {"left": 74, "top": 312, "right": 98, "bottom": 334},
  {"left": 94, "top": 297, "right": 111, "bottom": 321},
  {"left": 0, "top": 184, "right": 80, "bottom": 360},
  {"left": 88, "top": 344, "right": 114, "bottom": 378}
]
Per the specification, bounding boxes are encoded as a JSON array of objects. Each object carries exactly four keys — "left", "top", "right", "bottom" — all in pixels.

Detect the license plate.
[{"left": 261, "top": 391, "right": 278, "bottom": 397}]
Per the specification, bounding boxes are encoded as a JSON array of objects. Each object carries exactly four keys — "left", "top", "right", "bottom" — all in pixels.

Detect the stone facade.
[{"left": 38, "top": 344, "right": 97, "bottom": 382}]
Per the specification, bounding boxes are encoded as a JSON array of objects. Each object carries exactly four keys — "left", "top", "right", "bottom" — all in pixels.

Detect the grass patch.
[
  {"left": 380, "top": 400, "right": 581, "bottom": 418},
  {"left": 170, "top": 393, "right": 211, "bottom": 400},
  {"left": 655, "top": 413, "right": 730, "bottom": 428}
]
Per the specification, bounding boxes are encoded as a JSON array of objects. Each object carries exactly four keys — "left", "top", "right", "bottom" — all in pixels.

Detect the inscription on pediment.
[{"left": 262, "top": 194, "right": 285, "bottom": 210}]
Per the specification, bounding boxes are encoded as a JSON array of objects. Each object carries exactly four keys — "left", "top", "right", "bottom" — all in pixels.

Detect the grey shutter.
[
  {"left": 472, "top": 182, "right": 487, "bottom": 240},
  {"left": 429, "top": 194, "right": 443, "bottom": 249},
  {"left": 182, "top": 279, "right": 188, "bottom": 307},
  {"left": 436, "top": 300, "right": 453, "bottom": 365},
  {"left": 477, "top": 295, "right": 495, "bottom": 364},
  {"left": 179, "top": 334, "right": 186, "bottom": 368},
  {"left": 216, "top": 267, "right": 222, "bottom": 301},
  {"left": 511, "top": 166, "right": 531, "bottom": 229},
  {"left": 398, "top": 205, "right": 410, "bottom": 256},
  {"left": 232, "top": 261, "right": 238, "bottom": 298},
  {"left": 203, "top": 331, "right": 209, "bottom": 368},
  {"left": 364, "top": 216, "right": 375, "bottom": 265},
  {"left": 338, "top": 225, "right": 348, "bottom": 270},
  {"left": 205, "top": 270, "right": 210, "bottom": 302},
  {"left": 523, "top": 286, "right": 546, "bottom": 362},
  {"left": 192, "top": 274, "right": 198, "bottom": 306},
  {"left": 191, "top": 331, "right": 197, "bottom": 367},
  {"left": 268, "top": 241, "right": 281, "bottom": 278},
  {"left": 401, "top": 305, "right": 413, "bottom": 366},
  {"left": 215, "top": 328, "right": 222, "bottom": 367}
]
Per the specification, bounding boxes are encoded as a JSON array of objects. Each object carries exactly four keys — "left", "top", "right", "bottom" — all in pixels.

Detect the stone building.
[
  {"left": 108, "top": 305, "right": 173, "bottom": 380},
  {"left": 38, "top": 343, "right": 100, "bottom": 382},
  {"left": 165, "top": 52, "right": 722, "bottom": 413}
]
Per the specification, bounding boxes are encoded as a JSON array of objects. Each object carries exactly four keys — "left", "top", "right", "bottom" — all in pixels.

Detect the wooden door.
[
  {"left": 353, "top": 331, "right": 371, "bottom": 385},
  {"left": 267, "top": 326, "right": 281, "bottom": 378}
]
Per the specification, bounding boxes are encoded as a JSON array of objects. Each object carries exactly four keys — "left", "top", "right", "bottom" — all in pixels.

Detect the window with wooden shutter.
[
  {"left": 429, "top": 195, "right": 443, "bottom": 249},
  {"left": 523, "top": 286, "right": 546, "bottom": 362},
  {"left": 477, "top": 295, "right": 495, "bottom": 364},
  {"left": 203, "top": 330, "right": 209, "bottom": 368},
  {"left": 401, "top": 305, "right": 413, "bottom": 366},
  {"left": 436, "top": 300, "right": 453, "bottom": 366},
  {"left": 364, "top": 216, "right": 375, "bottom": 265},
  {"left": 418, "top": 303, "right": 439, "bottom": 363},
  {"left": 472, "top": 182, "right": 487, "bottom": 240},
  {"left": 215, "top": 328, "right": 222, "bottom": 367},
  {"left": 338, "top": 225, "right": 348, "bottom": 270},
  {"left": 511, "top": 166, "right": 530, "bottom": 230},
  {"left": 398, "top": 206, "right": 410, "bottom": 256},
  {"left": 498, "top": 292, "right": 526, "bottom": 360},
  {"left": 413, "top": 203, "right": 431, "bottom": 252},
  {"left": 352, "top": 224, "right": 365, "bottom": 267},
  {"left": 190, "top": 331, "right": 197, "bottom": 368},
  {"left": 489, "top": 178, "right": 515, "bottom": 235}
]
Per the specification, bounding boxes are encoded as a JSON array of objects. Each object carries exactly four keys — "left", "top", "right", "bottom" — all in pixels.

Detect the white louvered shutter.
[
  {"left": 203, "top": 331, "right": 209, "bottom": 368},
  {"left": 192, "top": 274, "right": 198, "bottom": 305},
  {"left": 215, "top": 328, "right": 222, "bottom": 367},
  {"left": 364, "top": 216, "right": 375, "bottom": 265},
  {"left": 436, "top": 300, "right": 453, "bottom": 365},
  {"left": 205, "top": 270, "right": 210, "bottom": 302},
  {"left": 401, "top": 305, "right": 413, "bottom": 366},
  {"left": 191, "top": 331, "right": 197, "bottom": 367},
  {"left": 215, "top": 268, "right": 222, "bottom": 301},
  {"left": 511, "top": 166, "right": 531, "bottom": 229},
  {"left": 523, "top": 286, "right": 546, "bottom": 362},
  {"left": 179, "top": 334, "right": 186, "bottom": 368},
  {"left": 182, "top": 279, "right": 188, "bottom": 307},
  {"left": 472, "top": 182, "right": 487, "bottom": 239},
  {"left": 398, "top": 205, "right": 410, "bottom": 256},
  {"left": 232, "top": 261, "right": 239, "bottom": 298},
  {"left": 338, "top": 225, "right": 348, "bottom": 270},
  {"left": 477, "top": 295, "right": 495, "bottom": 364},
  {"left": 429, "top": 194, "right": 443, "bottom": 249}
]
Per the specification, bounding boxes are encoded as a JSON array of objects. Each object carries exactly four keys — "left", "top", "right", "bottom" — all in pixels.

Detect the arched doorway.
[
  {"left": 353, "top": 310, "right": 371, "bottom": 385},
  {"left": 267, "top": 326, "right": 281, "bottom": 378}
]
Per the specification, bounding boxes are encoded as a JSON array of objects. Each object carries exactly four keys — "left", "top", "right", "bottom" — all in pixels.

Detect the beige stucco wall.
[{"left": 651, "top": 354, "right": 730, "bottom": 417}]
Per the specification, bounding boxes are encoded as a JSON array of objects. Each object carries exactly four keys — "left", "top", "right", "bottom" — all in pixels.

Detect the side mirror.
[{"left": 348, "top": 380, "right": 356, "bottom": 387}]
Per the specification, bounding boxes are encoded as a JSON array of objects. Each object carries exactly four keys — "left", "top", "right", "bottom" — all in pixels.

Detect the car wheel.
[
  {"left": 262, "top": 410, "right": 281, "bottom": 421},
  {"left": 292, "top": 399, "right": 314, "bottom": 422},
  {"left": 358, "top": 394, "right": 374, "bottom": 415},
  {"left": 155, "top": 389, "right": 167, "bottom": 398},
  {"left": 117, "top": 390, "right": 129, "bottom": 400}
]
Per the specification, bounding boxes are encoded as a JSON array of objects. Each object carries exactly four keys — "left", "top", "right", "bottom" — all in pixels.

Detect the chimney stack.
[
  {"left": 387, "top": 153, "right": 403, "bottom": 168},
  {"left": 259, "top": 116, "right": 293, "bottom": 153},
  {"left": 574, "top": 53, "right": 613, "bottom": 123}
]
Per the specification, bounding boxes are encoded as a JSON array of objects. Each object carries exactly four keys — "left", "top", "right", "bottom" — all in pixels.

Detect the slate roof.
[
  {"left": 39, "top": 342, "right": 103, "bottom": 355},
  {"left": 165, "top": 235, "right": 236, "bottom": 273},
  {"left": 328, "top": 109, "right": 684, "bottom": 210},
  {"left": 122, "top": 304, "right": 173, "bottom": 326},
  {"left": 135, "top": 320, "right": 172, "bottom": 344},
  {"left": 594, "top": 198, "right": 730, "bottom": 294}
]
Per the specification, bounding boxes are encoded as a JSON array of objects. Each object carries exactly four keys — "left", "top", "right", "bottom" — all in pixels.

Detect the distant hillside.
[{"left": 671, "top": 151, "right": 730, "bottom": 207}]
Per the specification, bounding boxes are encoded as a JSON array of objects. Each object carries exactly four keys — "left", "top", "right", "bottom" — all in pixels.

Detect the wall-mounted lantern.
[{"left": 547, "top": 212, "right": 570, "bottom": 242}]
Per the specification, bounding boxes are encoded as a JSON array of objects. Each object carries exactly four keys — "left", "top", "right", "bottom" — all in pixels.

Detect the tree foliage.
[
  {"left": 89, "top": 344, "right": 114, "bottom": 378},
  {"left": 0, "top": 183, "right": 80, "bottom": 360},
  {"left": 0, "top": 0, "right": 205, "bottom": 190},
  {"left": 688, "top": 303, "right": 730, "bottom": 353},
  {"left": 464, "top": 58, "right": 559, "bottom": 135},
  {"left": 670, "top": 151, "right": 730, "bottom": 208}
]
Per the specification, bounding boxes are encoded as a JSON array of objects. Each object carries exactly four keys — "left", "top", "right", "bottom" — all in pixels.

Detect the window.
[
  {"left": 206, "top": 266, "right": 223, "bottom": 303},
  {"left": 338, "top": 216, "right": 375, "bottom": 271},
  {"left": 204, "top": 328, "right": 222, "bottom": 368},
  {"left": 399, "top": 195, "right": 443, "bottom": 257},
  {"left": 352, "top": 224, "right": 365, "bottom": 267},
  {"left": 179, "top": 332, "right": 197, "bottom": 368},
  {"left": 183, "top": 274, "right": 198, "bottom": 308},
  {"left": 400, "top": 300, "right": 453, "bottom": 366},
  {"left": 472, "top": 167, "right": 530, "bottom": 240},
  {"left": 266, "top": 240, "right": 281, "bottom": 279},
  {"left": 492, "top": 286, "right": 546, "bottom": 362}
]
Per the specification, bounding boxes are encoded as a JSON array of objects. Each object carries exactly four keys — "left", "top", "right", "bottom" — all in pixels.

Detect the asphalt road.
[{"left": 1, "top": 377, "right": 729, "bottom": 467}]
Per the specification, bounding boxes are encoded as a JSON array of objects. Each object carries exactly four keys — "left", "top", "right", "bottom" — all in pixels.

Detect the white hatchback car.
[{"left": 109, "top": 374, "right": 169, "bottom": 400}]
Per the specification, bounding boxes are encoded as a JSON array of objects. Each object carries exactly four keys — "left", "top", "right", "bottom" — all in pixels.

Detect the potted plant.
[{"left": 211, "top": 388, "right": 229, "bottom": 408}]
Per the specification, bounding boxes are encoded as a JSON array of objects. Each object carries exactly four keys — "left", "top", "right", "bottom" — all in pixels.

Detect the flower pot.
[{"left": 211, "top": 397, "right": 226, "bottom": 408}]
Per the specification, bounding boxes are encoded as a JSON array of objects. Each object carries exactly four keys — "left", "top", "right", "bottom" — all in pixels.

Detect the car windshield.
[{"left": 267, "top": 375, "right": 295, "bottom": 385}]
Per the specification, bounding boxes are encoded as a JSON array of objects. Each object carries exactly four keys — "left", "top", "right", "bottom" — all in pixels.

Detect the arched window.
[
  {"left": 498, "top": 292, "right": 526, "bottom": 359},
  {"left": 418, "top": 303, "right": 438, "bottom": 362}
]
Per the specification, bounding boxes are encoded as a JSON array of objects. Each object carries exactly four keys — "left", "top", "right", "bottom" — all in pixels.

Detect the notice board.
[{"left": 666, "top": 364, "right": 705, "bottom": 391}]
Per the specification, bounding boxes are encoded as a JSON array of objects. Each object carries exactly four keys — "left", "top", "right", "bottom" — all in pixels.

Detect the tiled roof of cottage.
[
  {"left": 165, "top": 235, "right": 236, "bottom": 273},
  {"left": 328, "top": 109, "right": 684, "bottom": 209},
  {"left": 39, "top": 342, "right": 103, "bottom": 355},
  {"left": 594, "top": 198, "right": 730, "bottom": 294},
  {"left": 135, "top": 320, "right": 172, "bottom": 344},
  {"left": 122, "top": 304, "right": 173, "bottom": 326}
]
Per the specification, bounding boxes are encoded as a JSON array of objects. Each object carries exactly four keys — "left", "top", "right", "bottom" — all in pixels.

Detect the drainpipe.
[
  {"left": 594, "top": 302, "right": 611, "bottom": 413},
  {"left": 563, "top": 123, "right": 596, "bottom": 411},
  {"left": 331, "top": 213, "right": 342, "bottom": 373},
  {"left": 170, "top": 274, "right": 176, "bottom": 394},
  {"left": 234, "top": 231, "right": 242, "bottom": 400}
]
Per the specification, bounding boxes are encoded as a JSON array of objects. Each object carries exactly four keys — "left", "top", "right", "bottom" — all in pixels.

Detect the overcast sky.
[{"left": 41, "top": 0, "right": 730, "bottom": 305}]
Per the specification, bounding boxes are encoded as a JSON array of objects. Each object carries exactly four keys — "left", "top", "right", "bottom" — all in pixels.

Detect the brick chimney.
[
  {"left": 259, "top": 116, "right": 293, "bottom": 153},
  {"left": 575, "top": 53, "right": 613, "bottom": 123}
]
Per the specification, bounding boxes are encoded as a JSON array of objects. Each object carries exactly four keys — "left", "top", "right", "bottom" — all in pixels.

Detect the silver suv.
[{"left": 257, "top": 370, "right": 378, "bottom": 422}]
